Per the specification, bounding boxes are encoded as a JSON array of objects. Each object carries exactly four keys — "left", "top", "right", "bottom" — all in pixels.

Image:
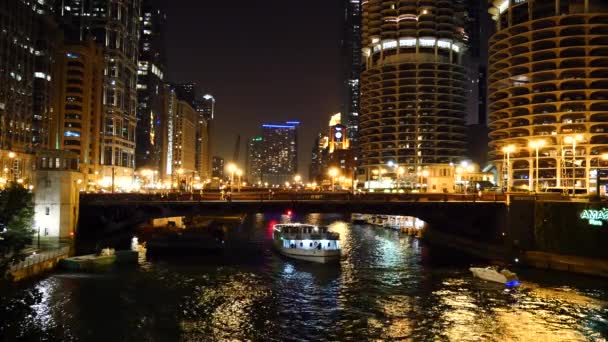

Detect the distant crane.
[{"left": 233, "top": 134, "right": 240, "bottom": 163}]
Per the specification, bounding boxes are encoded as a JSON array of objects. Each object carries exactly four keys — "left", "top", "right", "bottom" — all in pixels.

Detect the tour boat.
[
  {"left": 469, "top": 266, "right": 520, "bottom": 286},
  {"left": 273, "top": 223, "right": 341, "bottom": 263}
]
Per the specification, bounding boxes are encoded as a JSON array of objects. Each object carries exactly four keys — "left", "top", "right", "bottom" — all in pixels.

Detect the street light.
[
  {"left": 177, "top": 168, "right": 184, "bottom": 192},
  {"left": 236, "top": 169, "right": 243, "bottom": 192},
  {"left": 227, "top": 163, "right": 237, "bottom": 192},
  {"left": 528, "top": 139, "right": 546, "bottom": 192},
  {"left": 293, "top": 174, "right": 301, "bottom": 190},
  {"left": 456, "top": 162, "right": 474, "bottom": 194},
  {"left": 502, "top": 144, "right": 516, "bottom": 192},
  {"left": 564, "top": 134, "right": 583, "bottom": 196},
  {"left": 329, "top": 168, "right": 339, "bottom": 192}
]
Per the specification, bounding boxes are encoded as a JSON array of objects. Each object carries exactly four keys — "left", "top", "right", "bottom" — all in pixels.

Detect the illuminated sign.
[{"left": 579, "top": 208, "right": 608, "bottom": 226}]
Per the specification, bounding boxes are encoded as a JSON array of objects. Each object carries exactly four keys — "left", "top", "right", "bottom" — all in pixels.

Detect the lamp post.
[
  {"left": 501, "top": 144, "right": 516, "bottom": 192},
  {"left": 329, "top": 168, "right": 339, "bottom": 192},
  {"left": 564, "top": 134, "right": 583, "bottom": 196},
  {"left": 236, "top": 169, "right": 243, "bottom": 192},
  {"left": 597, "top": 153, "right": 608, "bottom": 197},
  {"left": 528, "top": 139, "right": 546, "bottom": 193},
  {"left": 227, "top": 163, "right": 237, "bottom": 193},
  {"left": 293, "top": 174, "right": 301, "bottom": 190},
  {"left": 177, "top": 168, "right": 184, "bottom": 192}
]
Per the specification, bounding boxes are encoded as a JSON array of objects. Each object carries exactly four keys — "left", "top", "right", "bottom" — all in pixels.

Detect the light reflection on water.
[{"left": 0, "top": 213, "right": 606, "bottom": 341}]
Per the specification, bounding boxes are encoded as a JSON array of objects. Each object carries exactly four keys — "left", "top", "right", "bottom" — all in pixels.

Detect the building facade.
[
  {"left": 53, "top": 39, "right": 105, "bottom": 182},
  {"left": 212, "top": 156, "right": 224, "bottom": 179},
  {"left": 246, "top": 122, "right": 299, "bottom": 185},
  {"left": 172, "top": 100, "right": 197, "bottom": 177},
  {"left": 33, "top": 150, "right": 83, "bottom": 241},
  {"left": 309, "top": 133, "right": 329, "bottom": 182},
  {"left": 136, "top": 1, "right": 167, "bottom": 173},
  {"left": 57, "top": 0, "right": 141, "bottom": 180},
  {"left": 194, "top": 94, "right": 214, "bottom": 179},
  {"left": 359, "top": 0, "right": 469, "bottom": 187},
  {"left": 343, "top": 0, "right": 362, "bottom": 143},
  {"left": 0, "top": 0, "right": 61, "bottom": 153},
  {"left": 488, "top": 0, "right": 608, "bottom": 192},
  {"left": 246, "top": 136, "right": 264, "bottom": 184},
  {"left": 159, "top": 84, "right": 176, "bottom": 183}
]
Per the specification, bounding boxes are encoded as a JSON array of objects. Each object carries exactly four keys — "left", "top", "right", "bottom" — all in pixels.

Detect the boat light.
[{"left": 506, "top": 280, "right": 521, "bottom": 288}]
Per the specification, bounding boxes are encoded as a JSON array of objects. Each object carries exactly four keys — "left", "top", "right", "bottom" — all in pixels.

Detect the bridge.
[
  {"left": 76, "top": 191, "right": 608, "bottom": 273},
  {"left": 78, "top": 192, "right": 509, "bottom": 246}
]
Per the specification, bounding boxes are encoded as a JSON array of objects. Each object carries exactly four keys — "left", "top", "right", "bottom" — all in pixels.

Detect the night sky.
[{"left": 165, "top": 0, "right": 345, "bottom": 176}]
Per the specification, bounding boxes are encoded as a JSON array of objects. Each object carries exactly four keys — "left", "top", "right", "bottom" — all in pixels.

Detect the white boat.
[
  {"left": 469, "top": 266, "right": 520, "bottom": 286},
  {"left": 273, "top": 223, "right": 341, "bottom": 263}
]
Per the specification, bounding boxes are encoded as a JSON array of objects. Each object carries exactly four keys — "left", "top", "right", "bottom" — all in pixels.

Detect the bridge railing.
[{"left": 80, "top": 191, "right": 507, "bottom": 203}]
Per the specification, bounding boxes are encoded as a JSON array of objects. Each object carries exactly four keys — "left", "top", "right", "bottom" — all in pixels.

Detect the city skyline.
[{"left": 164, "top": 0, "right": 344, "bottom": 174}]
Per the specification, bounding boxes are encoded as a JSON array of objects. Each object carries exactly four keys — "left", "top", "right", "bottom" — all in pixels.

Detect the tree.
[{"left": 0, "top": 184, "right": 35, "bottom": 276}]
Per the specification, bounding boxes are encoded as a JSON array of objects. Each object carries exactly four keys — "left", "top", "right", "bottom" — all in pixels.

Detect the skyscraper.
[
  {"left": 173, "top": 82, "right": 197, "bottom": 107},
  {"left": 0, "top": 0, "right": 61, "bottom": 152},
  {"left": 488, "top": 0, "right": 608, "bottom": 192},
  {"left": 342, "top": 0, "right": 362, "bottom": 143},
  {"left": 0, "top": 0, "right": 61, "bottom": 185},
  {"left": 194, "top": 94, "right": 215, "bottom": 179},
  {"left": 212, "top": 156, "right": 224, "bottom": 179},
  {"left": 246, "top": 137, "right": 264, "bottom": 184},
  {"left": 136, "top": 1, "right": 167, "bottom": 172},
  {"left": 359, "top": 1, "right": 469, "bottom": 184},
  {"left": 309, "top": 132, "right": 329, "bottom": 182},
  {"left": 247, "top": 122, "right": 299, "bottom": 185},
  {"left": 56, "top": 0, "right": 142, "bottom": 179},
  {"left": 172, "top": 100, "right": 197, "bottom": 176},
  {"left": 53, "top": 39, "right": 105, "bottom": 173}
]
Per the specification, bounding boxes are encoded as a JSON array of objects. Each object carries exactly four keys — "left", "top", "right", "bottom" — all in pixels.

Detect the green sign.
[{"left": 580, "top": 208, "right": 608, "bottom": 226}]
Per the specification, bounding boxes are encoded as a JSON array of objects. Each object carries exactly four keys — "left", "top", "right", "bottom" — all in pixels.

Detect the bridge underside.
[{"left": 78, "top": 200, "right": 508, "bottom": 245}]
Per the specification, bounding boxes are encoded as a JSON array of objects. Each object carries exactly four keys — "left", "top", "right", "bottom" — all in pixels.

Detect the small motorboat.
[
  {"left": 469, "top": 266, "right": 520, "bottom": 286},
  {"left": 60, "top": 248, "right": 116, "bottom": 271}
]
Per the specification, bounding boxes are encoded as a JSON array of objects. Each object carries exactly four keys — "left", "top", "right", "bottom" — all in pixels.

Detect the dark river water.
[{"left": 1, "top": 213, "right": 607, "bottom": 341}]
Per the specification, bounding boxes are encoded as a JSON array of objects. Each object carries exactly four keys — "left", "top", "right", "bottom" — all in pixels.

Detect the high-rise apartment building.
[
  {"left": 173, "top": 82, "right": 197, "bottom": 107},
  {"left": 53, "top": 39, "right": 105, "bottom": 175},
  {"left": 488, "top": 0, "right": 608, "bottom": 192},
  {"left": 194, "top": 94, "right": 214, "bottom": 179},
  {"left": 309, "top": 133, "right": 329, "bottom": 182},
  {"left": 0, "top": 0, "right": 61, "bottom": 152},
  {"left": 246, "top": 137, "right": 264, "bottom": 184},
  {"left": 174, "top": 84, "right": 213, "bottom": 179},
  {"left": 359, "top": 0, "right": 469, "bottom": 184},
  {"left": 57, "top": 0, "right": 141, "bottom": 178},
  {"left": 173, "top": 100, "right": 197, "bottom": 176},
  {"left": 0, "top": 0, "right": 61, "bottom": 186},
  {"left": 159, "top": 84, "right": 176, "bottom": 182},
  {"left": 136, "top": 1, "right": 166, "bottom": 172},
  {"left": 246, "top": 122, "right": 299, "bottom": 185},
  {"left": 212, "top": 156, "right": 224, "bottom": 179},
  {"left": 343, "top": 0, "right": 362, "bottom": 143}
]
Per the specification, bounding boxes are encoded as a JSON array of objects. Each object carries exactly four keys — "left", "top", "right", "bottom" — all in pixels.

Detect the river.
[{"left": 1, "top": 213, "right": 607, "bottom": 341}]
